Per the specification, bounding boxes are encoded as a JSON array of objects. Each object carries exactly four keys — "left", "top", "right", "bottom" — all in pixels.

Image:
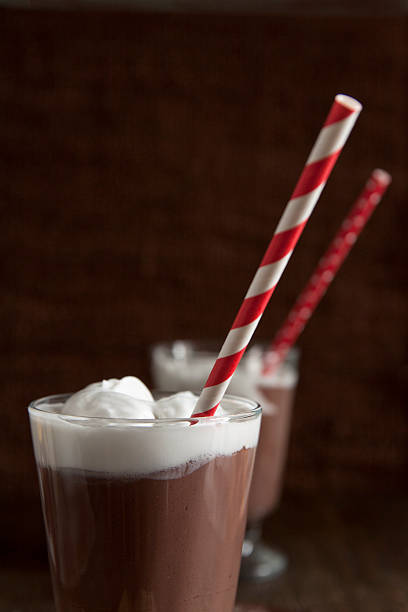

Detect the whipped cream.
[
  {"left": 64, "top": 377, "right": 154, "bottom": 418},
  {"left": 63, "top": 377, "right": 210, "bottom": 420},
  {"left": 29, "top": 377, "right": 260, "bottom": 477}
]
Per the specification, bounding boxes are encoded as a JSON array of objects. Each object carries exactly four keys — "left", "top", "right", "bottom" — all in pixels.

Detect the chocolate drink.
[
  {"left": 39, "top": 449, "right": 255, "bottom": 612},
  {"left": 246, "top": 385, "right": 295, "bottom": 523},
  {"left": 29, "top": 381, "right": 261, "bottom": 612}
]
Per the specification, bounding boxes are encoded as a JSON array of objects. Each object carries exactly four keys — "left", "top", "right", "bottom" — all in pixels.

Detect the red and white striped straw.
[
  {"left": 262, "top": 168, "right": 391, "bottom": 375},
  {"left": 192, "top": 94, "right": 362, "bottom": 417}
]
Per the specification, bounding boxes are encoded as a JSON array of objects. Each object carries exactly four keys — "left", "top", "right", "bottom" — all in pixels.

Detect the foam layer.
[
  {"left": 151, "top": 344, "right": 299, "bottom": 408},
  {"left": 29, "top": 378, "right": 260, "bottom": 477}
]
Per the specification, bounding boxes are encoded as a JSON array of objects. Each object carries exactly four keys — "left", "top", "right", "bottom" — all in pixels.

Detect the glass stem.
[{"left": 246, "top": 520, "right": 263, "bottom": 546}]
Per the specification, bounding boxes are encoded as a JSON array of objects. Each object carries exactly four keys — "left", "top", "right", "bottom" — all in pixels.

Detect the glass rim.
[
  {"left": 28, "top": 392, "right": 261, "bottom": 426},
  {"left": 151, "top": 339, "right": 300, "bottom": 363}
]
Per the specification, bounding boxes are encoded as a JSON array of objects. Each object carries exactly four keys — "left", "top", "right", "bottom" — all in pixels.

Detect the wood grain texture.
[{"left": 0, "top": 8, "right": 407, "bottom": 554}]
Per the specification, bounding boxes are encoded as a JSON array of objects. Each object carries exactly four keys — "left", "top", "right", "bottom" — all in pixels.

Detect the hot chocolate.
[
  {"left": 39, "top": 451, "right": 255, "bottom": 612},
  {"left": 246, "top": 384, "right": 295, "bottom": 523},
  {"left": 29, "top": 379, "right": 261, "bottom": 612}
]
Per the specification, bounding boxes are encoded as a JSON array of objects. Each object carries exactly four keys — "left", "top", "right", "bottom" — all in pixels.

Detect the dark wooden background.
[{"left": 1, "top": 8, "right": 407, "bottom": 560}]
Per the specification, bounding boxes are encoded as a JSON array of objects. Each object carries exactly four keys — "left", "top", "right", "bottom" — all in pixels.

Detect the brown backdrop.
[{"left": 1, "top": 8, "right": 407, "bottom": 559}]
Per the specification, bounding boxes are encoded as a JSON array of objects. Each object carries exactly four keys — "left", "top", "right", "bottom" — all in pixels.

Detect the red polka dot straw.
[{"left": 263, "top": 168, "right": 391, "bottom": 375}]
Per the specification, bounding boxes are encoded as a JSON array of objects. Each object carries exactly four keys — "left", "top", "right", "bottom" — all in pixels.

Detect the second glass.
[{"left": 151, "top": 341, "right": 299, "bottom": 581}]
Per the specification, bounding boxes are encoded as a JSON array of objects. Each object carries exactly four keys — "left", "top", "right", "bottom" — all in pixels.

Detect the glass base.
[
  {"left": 240, "top": 522, "right": 287, "bottom": 582},
  {"left": 240, "top": 540, "right": 287, "bottom": 582}
]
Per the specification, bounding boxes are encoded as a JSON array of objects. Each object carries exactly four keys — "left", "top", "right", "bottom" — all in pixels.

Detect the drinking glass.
[
  {"left": 29, "top": 392, "right": 261, "bottom": 611},
  {"left": 151, "top": 341, "right": 299, "bottom": 581}
]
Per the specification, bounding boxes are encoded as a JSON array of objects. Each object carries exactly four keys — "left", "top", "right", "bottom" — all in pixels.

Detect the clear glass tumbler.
[
  {"left": 151, "top": 341, "right": 299, "bottom": 581},
  {"left": 29, "top": 392, "right": 261, "bottom": 612}
]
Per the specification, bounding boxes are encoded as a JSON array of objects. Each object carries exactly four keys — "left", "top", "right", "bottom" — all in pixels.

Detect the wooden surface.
[
  {"left": 1, "top": 8, "right": 407, "bottom": 557},
  {"left": 2, "top": 493, "right": 407, "bottom": 612}
]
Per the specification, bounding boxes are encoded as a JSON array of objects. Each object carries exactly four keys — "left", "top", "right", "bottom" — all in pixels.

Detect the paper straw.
[
  {"left": 192, "top": 94, "right": 362, "bottom": 417},
  {"left": 263, "top": 168, "right": 391, "bottom": 375}
]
